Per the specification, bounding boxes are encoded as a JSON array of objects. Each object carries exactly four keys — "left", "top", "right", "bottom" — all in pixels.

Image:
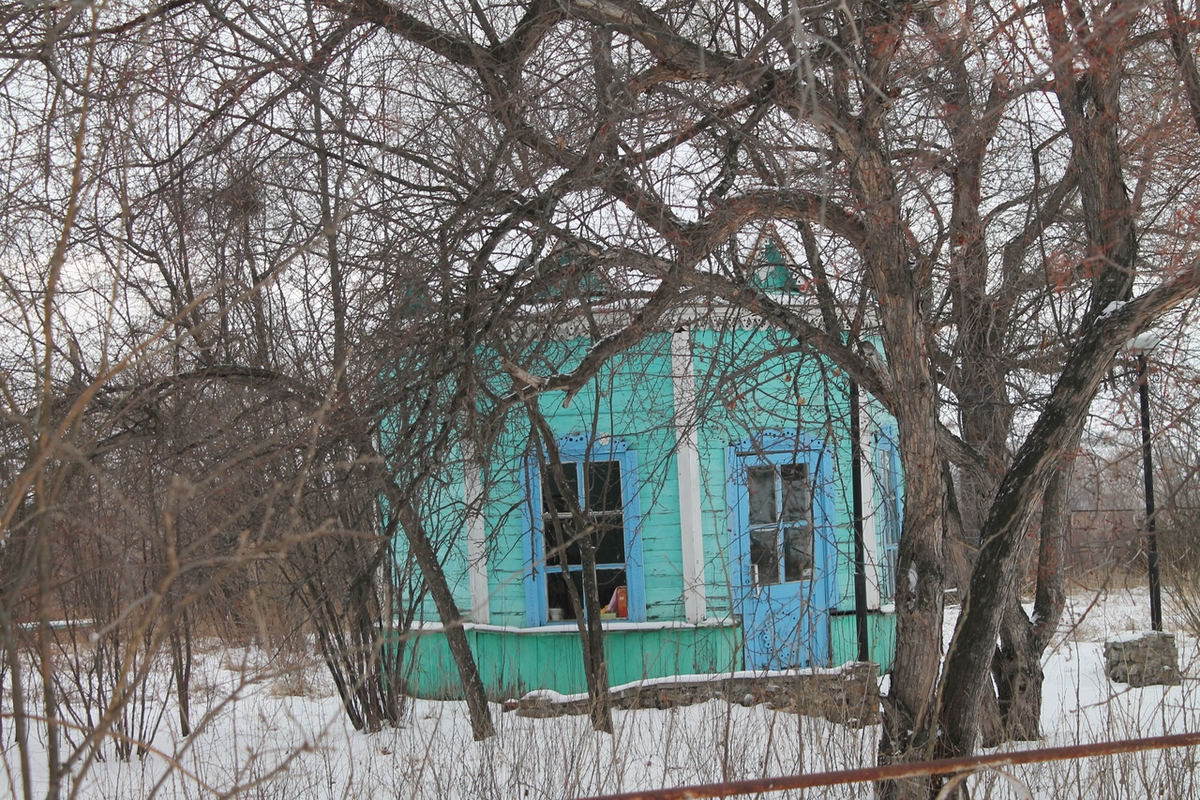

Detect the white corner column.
[
  {"left": 672, "top": 329, "right": 707, "bottom": 623},
  {"left": 463, "top": 448, "right": 490, "bottom": 624},
  {"left": 858, "top": 416, "right": 882, "bottom": 610}
]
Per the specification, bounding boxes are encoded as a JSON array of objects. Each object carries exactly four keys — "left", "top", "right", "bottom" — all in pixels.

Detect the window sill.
[{"left": 409, "top": 617, "right": 737, "bottom": 634}]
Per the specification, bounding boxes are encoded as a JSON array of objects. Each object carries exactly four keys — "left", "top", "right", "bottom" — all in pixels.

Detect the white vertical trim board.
[
  {"left": 463, "top": 448, "right": 491, "bottom": 624},
  {"left": 672, "top": 329, "right": 707, "bottom": 623},
  {"left": 860, "top": 415, "right": 882, "bottom": 609}
]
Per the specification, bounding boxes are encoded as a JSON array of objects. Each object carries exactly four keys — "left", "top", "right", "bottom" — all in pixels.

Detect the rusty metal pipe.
[{"left": 576, "top": 731, "right": 1200, "bottom": 799}]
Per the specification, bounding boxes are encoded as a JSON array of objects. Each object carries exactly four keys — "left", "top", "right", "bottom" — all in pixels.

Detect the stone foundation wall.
[
  {"left": 1104, "top": 631, "right": 1181, "bottom": 687},
  {"left": 511, "top": 661, "right": 881, "bottom": 728}
]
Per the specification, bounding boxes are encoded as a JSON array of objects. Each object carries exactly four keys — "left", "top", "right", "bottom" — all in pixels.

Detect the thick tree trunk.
[
  {"left": 937, "top": 311, "right": 1137, "bottom": 757},
  {"left": 988, "top": 451, "right": 1075, "bottom": 745},
  {"left": 876, "top": 376, "right": 946, "bottom": 800},
  {"left": 945, "top": 463, "right": 1004, "bottom": 749},
  {"left": 853, "top": 158, "right": 947, "bottom": 800},
  {"left": 938, "top": 0, "right": 1141, "bottom": 761},
  {"left": 989, "top": 600, "right": 1042, "bottom": 745},
  {"left": 834, "top": 61, "right": 950, "bottom": 794}
]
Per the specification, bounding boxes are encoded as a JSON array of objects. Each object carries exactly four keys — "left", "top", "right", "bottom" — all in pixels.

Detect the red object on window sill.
[{"left": 605, "top": 586, "right": 629, "bottom": 618}]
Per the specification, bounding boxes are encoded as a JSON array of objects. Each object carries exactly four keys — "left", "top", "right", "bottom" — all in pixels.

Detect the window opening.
[
  {"left": 747, "top": 462, "right": 813, "bottom": 586},
  {"left": 541, "top": 459, "right": 627, "bottom": 621}
]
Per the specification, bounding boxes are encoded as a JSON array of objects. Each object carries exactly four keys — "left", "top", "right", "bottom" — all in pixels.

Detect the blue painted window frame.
[
  {"left": 522, "top": 434, "right": 646, "bottom": 626},
  {"left": 725, "top": 429, "right": 838, "bottom": 615},
  {"left": 874, "top": 426, "right": 903, "bottom": 601}
]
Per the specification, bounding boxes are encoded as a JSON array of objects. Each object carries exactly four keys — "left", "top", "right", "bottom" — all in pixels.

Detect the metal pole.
[
  {"left": 575, "top": 731, "right": 1200, "bottom": 800},
  {"left": 849, "top": 379, "right": 869, "bottom": 661},
  {"left": 1137, "top": 353, "right": 1162, "bottom": 632}
]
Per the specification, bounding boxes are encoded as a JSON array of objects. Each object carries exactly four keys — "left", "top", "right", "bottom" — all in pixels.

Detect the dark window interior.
[
  {"left": 542, "top": 459, "right": 627, "bottom": 621},
  {"left": 780, "top": 464, "right": 809, "bottom": 522},
  {"left": 783, "top": 525, "right": 813, "bottom": 581},
  {"left": 750, "top": 527, "right": 781, "bottom": 587},
  {"left": 586, "top": 462, "right": 622, "bottom": 512},
  {"left": 747, "top": 461, "right": 814, "bottom": 586},
  {"left": 542, "top": 463, "right": 579, "bottom": 514},
  {"left": 747, "top": 466, "right": 776, "bottom": 525},
  {"left": 546, "top": 568, "right": 627, "bottom": 621},
  {"left": 543, "top": 517, "right": 625, "bottom": 567}
]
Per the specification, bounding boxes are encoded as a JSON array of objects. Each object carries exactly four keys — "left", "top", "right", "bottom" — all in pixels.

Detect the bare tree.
[
  {"left": 304, "top": 1, "right": 1200, "bottom": 791},
  {"left": 6, "top": 0, "right": 1200, "bottom": 796}
]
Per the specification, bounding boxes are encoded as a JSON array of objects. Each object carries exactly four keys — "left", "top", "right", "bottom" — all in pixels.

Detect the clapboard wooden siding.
[
  {"left": 401, "top": 623, "right": 742, "bottom": 699},
  {"left": 396, "top": 321, "right": 900, "bottom": 698}
]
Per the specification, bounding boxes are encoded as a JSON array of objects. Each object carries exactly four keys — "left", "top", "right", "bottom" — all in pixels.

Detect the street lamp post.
[
  {"left": 1103, "top": 334, "right": 1180, "bottom": 688},
  {"left": 1128, "top": 338, "right": 1162, "bottom": 632}
]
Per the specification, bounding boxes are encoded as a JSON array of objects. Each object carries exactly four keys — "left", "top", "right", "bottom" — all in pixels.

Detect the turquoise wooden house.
[{"left": 400, "top": 302, "right": 902, "bottom": 700}]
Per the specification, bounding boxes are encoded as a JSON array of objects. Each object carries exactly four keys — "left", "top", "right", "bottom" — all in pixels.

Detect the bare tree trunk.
[
  {"left": 988, "top": 452, "right": 1075, "bottom": 744},
  {"left": 841, "top": 48, "right": 949, "bottom": 794},
  {"left": 528, "top": 409, "right": 614, "bottom": 734},
  {"left": 1033, "top": 456, "right": 1073, "bottom": 655},
  {"left": 938, "top": 0, "right": 1143, "bottom": 765},
  {"left": 869, "top": 232, "right": 948, "bottom": 800},
  {"left": 36, "top": 484, "right": 62, "bottom": 800},
  {"left": 989, "top": 600, "right": 1041, "bottom": 745},
  {"left": 1165, "top": 0, "right": 1200, "bottom": 137},
  {"left": 577, "top": 532, "right": 613, "bottom": 733},
  {"left": 392, "top": 501, "right": 495, "bottom": 740},
  {"left": 936, "top": 293, "right": 1184, "bottom": 757},
  {"left": 169, "top": 611, "right": 192, "bottom": 737}
]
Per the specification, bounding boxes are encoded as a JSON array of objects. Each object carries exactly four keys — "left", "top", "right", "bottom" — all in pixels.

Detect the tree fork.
[{"left": 936, "top": 274, "right": 1200, "bottom": 758}]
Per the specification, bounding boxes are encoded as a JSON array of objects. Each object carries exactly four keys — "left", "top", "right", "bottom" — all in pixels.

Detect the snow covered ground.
[{"left": 6, "top": 586, "right": 1199, "bottom": 799}]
